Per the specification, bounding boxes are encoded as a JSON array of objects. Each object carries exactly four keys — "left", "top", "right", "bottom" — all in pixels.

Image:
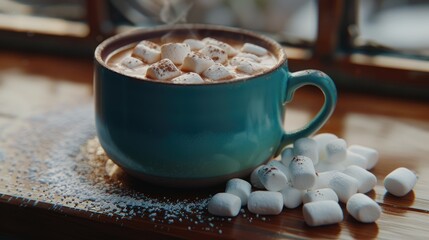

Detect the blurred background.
[{"left": 0, "top": 0, "right": 429, "bottom": 98}]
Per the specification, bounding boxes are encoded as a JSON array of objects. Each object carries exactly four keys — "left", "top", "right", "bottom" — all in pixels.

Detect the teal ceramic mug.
[{"left": 94, "top": 24, "right": 337, "bottom": 187}]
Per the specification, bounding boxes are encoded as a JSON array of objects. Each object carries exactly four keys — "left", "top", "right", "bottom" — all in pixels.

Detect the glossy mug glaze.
[{"left": 94, "top": 24, "right": 337, "bottom": 187}]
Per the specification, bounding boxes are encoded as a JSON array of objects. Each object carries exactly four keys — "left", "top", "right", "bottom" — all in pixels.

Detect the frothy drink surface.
[{"left": 107, "top": 36, "right": 278, "bottom": 84}]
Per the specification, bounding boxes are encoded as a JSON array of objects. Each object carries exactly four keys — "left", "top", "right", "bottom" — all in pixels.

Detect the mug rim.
[{"left": 95, "top": 24, "right": 288, "bottom": 86}]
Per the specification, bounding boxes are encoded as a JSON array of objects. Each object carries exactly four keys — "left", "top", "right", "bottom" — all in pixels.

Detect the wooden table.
[{"left": 0, "top": 50, "right": 428, "bottom": 239}]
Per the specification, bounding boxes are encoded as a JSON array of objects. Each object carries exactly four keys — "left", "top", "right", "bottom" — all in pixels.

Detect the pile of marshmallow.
[
  {"left": 119, "top": 37, "right": 271, "bottom": 83},
  {"left": 208, "top": 133, "right": 418, "bottom": 227}
]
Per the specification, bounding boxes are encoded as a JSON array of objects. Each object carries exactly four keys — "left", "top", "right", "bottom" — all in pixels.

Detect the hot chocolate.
[{"left": 107, "top": 36, "right": 278, "bottom": 84}]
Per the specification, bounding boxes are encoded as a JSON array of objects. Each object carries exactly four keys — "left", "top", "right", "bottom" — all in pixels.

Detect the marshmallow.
[
  {"left": 303, "top": 188, "right": 339, "bottom": 204},
  {"left": 280, "top": 184, "right": 305, "bottom": 209},
  {"left": 230, "top": 57, "right": 251, "bottom": 66},
  {"left": 288, "top": 156, "right": 317, "bottom": 190},
  {"left": 313, "top": 133, "right": 338, "bottom": 161},
  {"left": 225, "top": 178, "right": 252, "bottom": 206},
  {"left": 312, "top": 170, "right": 338, "bottom": 190},
  {"left": 250, "top": 165, "right": 265, "bottom": 189},
  {"left": 236, "top": 61, "right": 266, "bottom": 75},
  {"left": 146, "top": 59, "right": 181, "bottom": 80},
  {"left": 202, "top": 37, "right": 238, "bottom": 57},
  {"left": 325, "top": 138, "right": 347, "bottom": 163},
  {"left": 348, "top": 145, "right": 379, "bottom": 170},
  {"left": 328, "top": 172, "right": 359, "bottom": 203},
  {"left": 347, "top": 193, "right": 381, "bottom": 223},
  {"left": 247, "top": 191, "right": 283, "bottom": 215},
  {"left": 235, "top": 52, "right": 261, "bottom": 62},
  {"left": 343, "top": 165, "right": 377, "bottom": 193},
  {"left": 267, "top": 160, "right": 289, "bottom": 177},
  {"left": 183, "top": 39, "right": 205, "bottom": 50},
  {"left": 203, "top": 63, "right": 234, "bottom": 81},
  {"left": 303, "top": 200, "right": 343, "bottom": 227},
  {"left": 208, "top": 193, "right": 241, "bottom": 217},
  {"left": 132, "top": 40, "right": 161, "bottom": 64},
  {"left": 181, "top": 52, "right": 215, "bottom": 74},
  {"left": 281, "top": 147, "right": 294, "bottom": 167},
  {"left": 241, "top": 43, "right": 268, "bottom": 56},
  {"left": 293, "top": 138, "right": 319, "bottom": 164},
  {"left": 160, "top": 43, "right": 190, "bottom": 65},
  {"left": 258, "top": 165, "right": 289, "bottom": 191},
  {"left": 119, "top": 56, "right": 143, "bottom": 69},
  {"left": 171, "top": 72, "right": 204, "bottom": 84},
  {"left": 342, "top": 151, "right": 368, "bottom": 169},
  {"left": 384, "top": 167, "right": 417, "bottom": 197},
  {"left": 200, "top": 45, "right": 228, "bottom": 64},
  {"left": 315, "top": 161, "right": 345, "bottom": 172}
]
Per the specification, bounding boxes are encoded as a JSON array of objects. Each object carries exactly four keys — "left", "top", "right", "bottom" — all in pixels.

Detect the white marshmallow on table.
[
  {"left": 208, "top": 193, "right": 241, "bottom": 217},
  {"left": 347, "top": 193, "right": 381, "bottom": 223},
  {"left": 236, "top": 61, "right": 266, "bottom": 75},
  {"left": 325, "top": 138, "right": 347, "bottom": 163},
  {"left": 342, "top": 151, "right": 368, "bottom": 169},
  {"left": 303, "top": 188, "right": 339, "bottom": 204},
  {"left": 250, "top": 165, "right": 265, "bottom": 189},
  {"left": 267, "top": 160, "right": 289, "bottom": 177},
  {"left": 281, "top": 147, "right": 294, "bottom": 167},
  {"left": 119, "top": 56, "right": 143, "bottom": 69},
  {"left": 328, "top": 171, "right": 359, "bottom": 203},
  {"left": 384, "top": 167, "right": 417, "bottom": 197},
  {"left": 225, "top": 178, "right": 252, "bottom": 206},
  {"left": 171, "top": 72, "right": 204, "bottom": 84},
  {"left": 235, "top": 52, "right": 261, "bottom": 62},
  {"left": 293, "top": 138, "right": 319, "bottom": 165},
  {"left": 247, "top": 191, "right": 283, "bottom": 215},
  {"left": 312, "top": 133, "right": 338, "bottom": 161},
  {"left": 200, "top": 45, "right": 228, "bottom": 64},
  {"left": 241, "top": 43, "right": 268, "bottom": 56},
  {"left": 132, "top": 40, "right": 161, "bottom": 64},
  {"left": 181, "top": 52, "right": 215, "bottom": 74},
  {"left": 311, "top": 170, "right": 338, "bottom": 190},
  {"left": 146, "top": 59, "right": 181, "bottom": 80},
  {"left": 202, "top": 37, "right": 238, "bottom": 57},
  {"left": 348, "top": 145, "right": 379, "bottom": 170},
  {"left": 280, "top": 183, "right": 305, "bottom": 209},
  {"left": 303, "top": 200, "right": 343, "bottom": 227},
  {"left": 203, "top": 63, "right": 234, "bottom": 81},
  {"left": 183, "top": 39, "right": 205, "bottom": 50},
  {"left": 288, "top": 156, "right": 317, "bottom": 190},
  {"left": 343, "top": 165, "right": 377, "bottom": 193},
  {"left": 258, "top": 165, "right": 289, "bottom": 191},
  {"left": 315, "top": 161, "right": 345, "bottom": 172},
  {"left": 160, "top": 43, "right": 190, "bottom": 65}
]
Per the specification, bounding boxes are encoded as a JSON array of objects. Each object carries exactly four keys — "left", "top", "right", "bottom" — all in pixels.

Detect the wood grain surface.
[{"left": 0, "top": 50, "right": 428, "bottom": 239}]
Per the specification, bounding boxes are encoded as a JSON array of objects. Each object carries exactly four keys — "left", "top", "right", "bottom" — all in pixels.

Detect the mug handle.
[{"left": 276, "top": 69, "right": 337, "bottom": 155}]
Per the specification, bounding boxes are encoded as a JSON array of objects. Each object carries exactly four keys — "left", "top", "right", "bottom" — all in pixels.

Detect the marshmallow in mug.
[
  {"left": 160, "top": 43, "right": 191, "bottom": 65},
  {"left": 132, "top": 40, "right": 161, "bottom": 64},
  {"left": 203, "top": 63, "right": 234, "bottom": 81},
  {"left": 119, "top": 56, "right": 143, "bottom": 69},
  {"left": 171, "top": 72, "right": 204, "bottom": 84},
  {"left": 146, "top": 59, "right": 181, "bottom": 80},
  {"left": 181, "top": 52, "right": 215, "bottom": 74}
]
